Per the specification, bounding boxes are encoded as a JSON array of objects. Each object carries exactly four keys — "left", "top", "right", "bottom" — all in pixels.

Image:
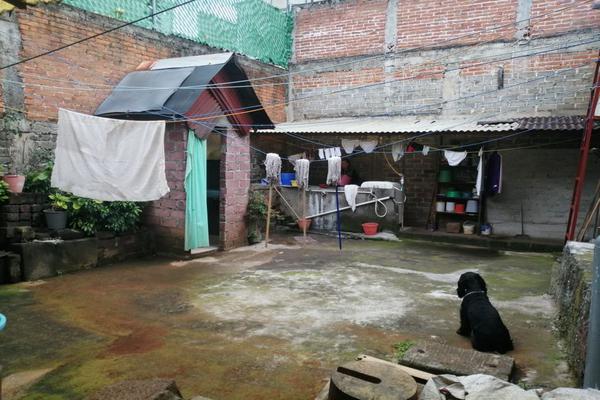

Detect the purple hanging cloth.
[{"left": 486, "top": 151, "right": 502, "bottom": 195}]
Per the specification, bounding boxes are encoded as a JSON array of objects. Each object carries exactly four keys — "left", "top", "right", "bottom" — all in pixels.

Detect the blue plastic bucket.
[
  {"left": 0, "top": 313, "right": 6, "bottom": 331},
  {"left": 280, "top": 173, "right": 296, "bottom": 186}
]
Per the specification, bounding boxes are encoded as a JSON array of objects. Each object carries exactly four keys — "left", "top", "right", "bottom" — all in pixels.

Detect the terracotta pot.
[
  {"left": 3, "top": 175, "right": 25, "bottom": 193},
  {"left": 297, "top": 218, "right": 312, "bottom": 231},
  {"left": 362, "top": 222, "right": 379, "bottom": 236}
]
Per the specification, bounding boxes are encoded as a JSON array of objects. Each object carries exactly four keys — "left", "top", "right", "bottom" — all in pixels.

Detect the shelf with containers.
[{"left": 434, "top": 152, "right": 485, "bottom": 234}]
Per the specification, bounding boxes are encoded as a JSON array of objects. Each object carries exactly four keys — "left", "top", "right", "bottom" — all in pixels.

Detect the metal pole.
[{"left": 585, "top": 237, "right": 600, "bottom": 388}]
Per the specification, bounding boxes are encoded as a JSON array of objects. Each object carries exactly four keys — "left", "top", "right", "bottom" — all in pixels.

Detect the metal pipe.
[
  {"left": 306, "top": 196, "right": 391, "bottom": 219},
  {"left": 585, "top": 237, "right": 600, "bottom": 388}
]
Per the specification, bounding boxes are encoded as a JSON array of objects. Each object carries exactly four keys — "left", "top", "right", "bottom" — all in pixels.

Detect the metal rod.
[
  {"left": 336, "top": 185, "right": 342, "bottom": 250},
  {"left": 306, "top": 196, "right": 392, "bottom": 219},
  {"left": 302, "top": 188, "right": 307, "bottom": 237},
  {"left": 585, "top": 237, "right": 600, "bottom": 388}
]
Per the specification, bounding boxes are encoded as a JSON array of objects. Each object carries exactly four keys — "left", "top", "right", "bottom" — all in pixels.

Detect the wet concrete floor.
[{"left": 0, "top": 235, "right": 572, "bottom": 399}]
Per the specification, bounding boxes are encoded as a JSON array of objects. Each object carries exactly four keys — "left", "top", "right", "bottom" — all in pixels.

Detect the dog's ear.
[{"left": 476, "top": 274, "right": 488, "bottom": 293}]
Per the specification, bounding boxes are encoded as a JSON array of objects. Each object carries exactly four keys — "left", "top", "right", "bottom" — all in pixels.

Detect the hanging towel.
[
  {"left": 341, "top": 139, "right": 359, "bottom": 154},
  {"left": 334, "top": 147, "right": 342, "bottom": 157},
  {"left": 318, "top": 149, "right": 325, "bottom": 160},
  {"left": 185, "top": 130, "right": 209, "bottom": 251},
  {"left": 264, "top": 153, "right": 281, "bottom": 183},
  {"left": 475, "top": 147, "right": 483, "bottom": 196},
  {"left": 359, "top": 140, "right": 378, "bottom": 153},
  {"left": 444, "top": 150, "right": 468, "bottom": 166},
  {"left": 486, "top": 151, "right": 503, "bottom": 195},
  {"left": 51, "top": 108, "right": 169, "bottom": 201},
  {"left": 344, "top": 184, "right": 359, "bottom": 212},
  {"left": 287, "top": 152, "right": 304, "bottom": 167},
  {"left": 326, "top": 156, "right": 341, "bottom": 185},
  {"left": 324, "top": 148, "right": 332, "bottom": 159},
  {"left": 422, "top": 145, "right": 430, "bottom": 156},
  {"left": 392, "top": 142, "right": 405, "bottom": 162},
  {"left": 294, "top": 159, "right": 310, "bottom": 189}
]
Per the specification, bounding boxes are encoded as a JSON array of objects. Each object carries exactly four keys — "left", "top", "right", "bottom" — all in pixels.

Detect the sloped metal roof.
[
  {"left": 0, "top": 0, "right": 57, "bottom": 15},
  {"left": 257, "top": 115, "right": 588, "bottom": 135}
]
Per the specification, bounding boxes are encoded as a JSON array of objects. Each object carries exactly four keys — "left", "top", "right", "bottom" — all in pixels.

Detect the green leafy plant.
[
  {"left": 48, "top": 192, "right": 76, "bottom": 211},
  {"left": 393, "top": 340, "right": 414, "bottom": 360},
  {"left": 68, "top": 197, "right": 142, "bottom": 236},
  {"left": 24, "top": 163, "right": 53, "bottom": 194},
  {"left": 0, "top": 180, "right": 10, "bottom": 205}
]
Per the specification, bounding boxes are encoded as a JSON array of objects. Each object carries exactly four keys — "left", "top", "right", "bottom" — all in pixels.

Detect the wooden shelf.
[
  {"left": 436, "top": 195, "right": 480, "bottom": 201},
  {"left": 438, "top": 181, "right": 476, "bottom": 185},
  {"left": 436, "top": 212, "right": 479, "bottom": 218}
]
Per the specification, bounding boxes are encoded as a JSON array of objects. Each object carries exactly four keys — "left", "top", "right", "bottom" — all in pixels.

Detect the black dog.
[{"left": 456, "top": 272, "right": 513, "bottom": 354}]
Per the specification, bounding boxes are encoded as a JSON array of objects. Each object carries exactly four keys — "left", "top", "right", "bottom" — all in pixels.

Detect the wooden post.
[
  {"left": 302, "top": 188, "right": 307, "bottom": 238},
  {"left": 265, "top": 183, "right": 273, "bottom": 248}
]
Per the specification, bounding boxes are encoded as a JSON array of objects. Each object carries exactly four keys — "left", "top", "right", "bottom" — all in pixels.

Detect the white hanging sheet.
[
  {"left": 444, "top": 150, "right": 468, "bottom": 166},
  {"left": 51, "top": 108, "right": 169, "bottom": 201}
]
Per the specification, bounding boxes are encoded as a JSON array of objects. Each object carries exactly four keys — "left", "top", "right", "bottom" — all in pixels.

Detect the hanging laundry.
[
  {"left": 265, "top": 153, "right": 281, "bottom": 183},
  {"left": 334, "top": 147, "right": 342, "bottom": 157},
  {"left": 359, "top": 140, "right": 378, "bottom": 153},
  {"left": 51, "top": 108, "right": 169, "bottom": 201},
  {"left": 475, "top": 147, "right": 483, "bottom": 196},
  {"left": 486, "top": 151, "right": 503, "bottom": 195},
  {"left": 325, "top": 148, "right": 332, "bottom": 159},
  {"left": 318, "top": 149, "right": 325, "bottom": 160},
  {"left": 406, "top": 143, "right": 416, "bottom": 153},
  {"left": 294, "top": 159, "right": 310, "bottom": 189},
  {"left": 344, "top": 184, "right": 359, "bottom": 212},
  {"left": 392, "top": 142, "right": 405, "bottom": 162},
  {"left": 326, "top": 156, "right": 342, "bottom": 185},
  {"left": 422, "top": 145, "right": 430, "bottom": 156},
  {"left": 341, "top": 139, "right": 359, "bottom": 154},
  {"left": 444, "top": 150, "right": 468, "bottom": 166},
  {"left": 287, "top": 152, "right": 305, "bottom": 167}
]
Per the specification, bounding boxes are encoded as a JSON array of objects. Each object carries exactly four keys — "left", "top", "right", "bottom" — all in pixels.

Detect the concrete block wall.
[
  {"left": 0, "top": 192, "right": 47, "bottom": 230},
  {"left": 486, "top": 147, "right": 600, "bottom": 239}
]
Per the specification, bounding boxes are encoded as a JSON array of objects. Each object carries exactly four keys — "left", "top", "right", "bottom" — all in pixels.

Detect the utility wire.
[{"left": 0, "top": 0, "right": 199, "bottom": 70}]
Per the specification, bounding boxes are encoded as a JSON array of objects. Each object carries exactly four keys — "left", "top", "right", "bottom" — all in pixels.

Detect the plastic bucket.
[
  {"left": 297, "top": 218, "right": 312, "bottom": 231},
  {"left": 445, "top": 202, "right": 455, "bottom": 213},
  {"left": 44, "top": 209, "right": 67, "bottom": 230},
  {"left": 0, "top": 313, "right": 5, "bottom": 331},
  {"left": 280, "top": 173, "right": 295, "bottom": 186},
  {"left": 3, "top": 175, "right": 25, "bottom": 193},
  {"left": 455, "top": 203, "right": 465, "bottom": 214},
  {"left": 446, "top": 190, "right": 461, "bottom": 198},
  {"left": 466, "top": 199, "right": 478, "bottom": 214},
  {"left": 362, "top": 222, "right": 379, "bottom": 236},
  {"left": 463, "top": 222, "right": 475, "bottom": 235},
  {"left": 481, "top": 224, "right": 492, "bottom": 235},
  {"left": 436, "top": 201, "right": 445, "bottom": 212}
]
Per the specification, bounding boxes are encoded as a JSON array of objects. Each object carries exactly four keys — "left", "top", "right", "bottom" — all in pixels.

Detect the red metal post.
[{"left": 565, "top": 53, "right": 600, "bottom": 242}]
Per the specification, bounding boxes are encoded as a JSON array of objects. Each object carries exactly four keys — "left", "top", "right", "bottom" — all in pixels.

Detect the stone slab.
[
  {"left": 15, "top": 238, "right": 98, "bottom": 281},
  {"left": 398, "top": 340, "right": 514, "bottom": 381},
  {"left": 87, "top": 379, "right": 183, "bottom": 400}
]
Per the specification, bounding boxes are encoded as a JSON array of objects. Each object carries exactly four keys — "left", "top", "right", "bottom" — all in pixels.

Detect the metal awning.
[{"left": 256, "top": 115, "right": 587, "bottom": 135}]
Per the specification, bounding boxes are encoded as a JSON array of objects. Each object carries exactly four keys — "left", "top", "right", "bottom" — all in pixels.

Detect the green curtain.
[{"left": 185, "top": 130, "right": 210, "bottom": 250}]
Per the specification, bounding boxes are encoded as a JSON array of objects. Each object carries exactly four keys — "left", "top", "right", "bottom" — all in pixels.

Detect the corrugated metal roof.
[
  {"left": 256, "top": 116, "right": 520, "bottom": 134},
  {"left": 257, "top": 115, "right": 588, "bottom": 135}
]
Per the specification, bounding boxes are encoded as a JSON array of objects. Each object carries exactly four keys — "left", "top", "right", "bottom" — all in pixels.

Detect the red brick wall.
[
  {"left": 293, "top": 67, "right": 384, "bottom": 89},
  {"left": 294, "top": 0, "right": 388, "bottom": 63},
  {"left": 397, "top": 0, "right": 517, "bottom": 49},
  {"left": 531, "top": 0, "right": 600, "bottom": 38},
  {"left": 143, "top": 124, "right": 188, "bottom": 254},
  {"left": 220, "top": 129, "right": 251, "bottom": 250},
  {"left": 16, "top": 7, "right": 173, "bottom": 121}
]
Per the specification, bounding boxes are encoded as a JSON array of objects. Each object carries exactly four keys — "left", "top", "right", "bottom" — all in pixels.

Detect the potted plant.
[
  {"left": 2, "top": 164, "right": 26, "bottom": 193},
  {"left": 44, "top": 192, "right": 71, "bottom": 230}
]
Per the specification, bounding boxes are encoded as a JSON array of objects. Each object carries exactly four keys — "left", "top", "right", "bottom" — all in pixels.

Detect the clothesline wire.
[
  {"left": 165, "top": 41, "right": 600, "bottom": 123},
  {"left": 4, "top": 41, "right": 597, "bottom": 125},
  {"left": 5, "top": 0, "right": 583, "bottom": 84},
  {"left": 4, "top": 33, "right": 594, "bottom": 92},
  {"left": 0, "top": 0, "right": 200, "bottom": 71},
  {"left": 158, "top": 61, "right": 592, "bottom": 158}
]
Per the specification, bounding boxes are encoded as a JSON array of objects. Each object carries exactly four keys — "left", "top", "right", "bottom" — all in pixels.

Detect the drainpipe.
[{"left": 585, "top": 237, "right": 600, "bottom": 388}]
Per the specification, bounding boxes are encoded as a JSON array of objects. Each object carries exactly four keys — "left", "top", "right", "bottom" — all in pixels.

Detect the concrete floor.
[{"left": 0, "top": 234, "right": 573, "bottom": 399}]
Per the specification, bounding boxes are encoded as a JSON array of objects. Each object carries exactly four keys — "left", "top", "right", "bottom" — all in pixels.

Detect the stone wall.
[{"left": 550, "top": 241, "right": 595, "bottom": 385}]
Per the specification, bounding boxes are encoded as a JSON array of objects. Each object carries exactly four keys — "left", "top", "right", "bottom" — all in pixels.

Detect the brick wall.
[
  {"left": 143, "top": 124, "right": 188, "bottom": 254},
  {"left": 0, "top": 3, "right": 286, "bottom": 171},
  {"left": 294, "top": 0, "right": 388, "bottom": 63},
  {"left": 221, "top": 128, "right": 252, "bottom": 250},
  {"left": 531, "top": 0, "right": 600, "bottom": 38}
]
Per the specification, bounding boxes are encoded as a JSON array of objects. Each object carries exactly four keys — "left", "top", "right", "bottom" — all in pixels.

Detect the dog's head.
[{"left": 457, "top": 272, "right": 487, "bottom": 298}]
